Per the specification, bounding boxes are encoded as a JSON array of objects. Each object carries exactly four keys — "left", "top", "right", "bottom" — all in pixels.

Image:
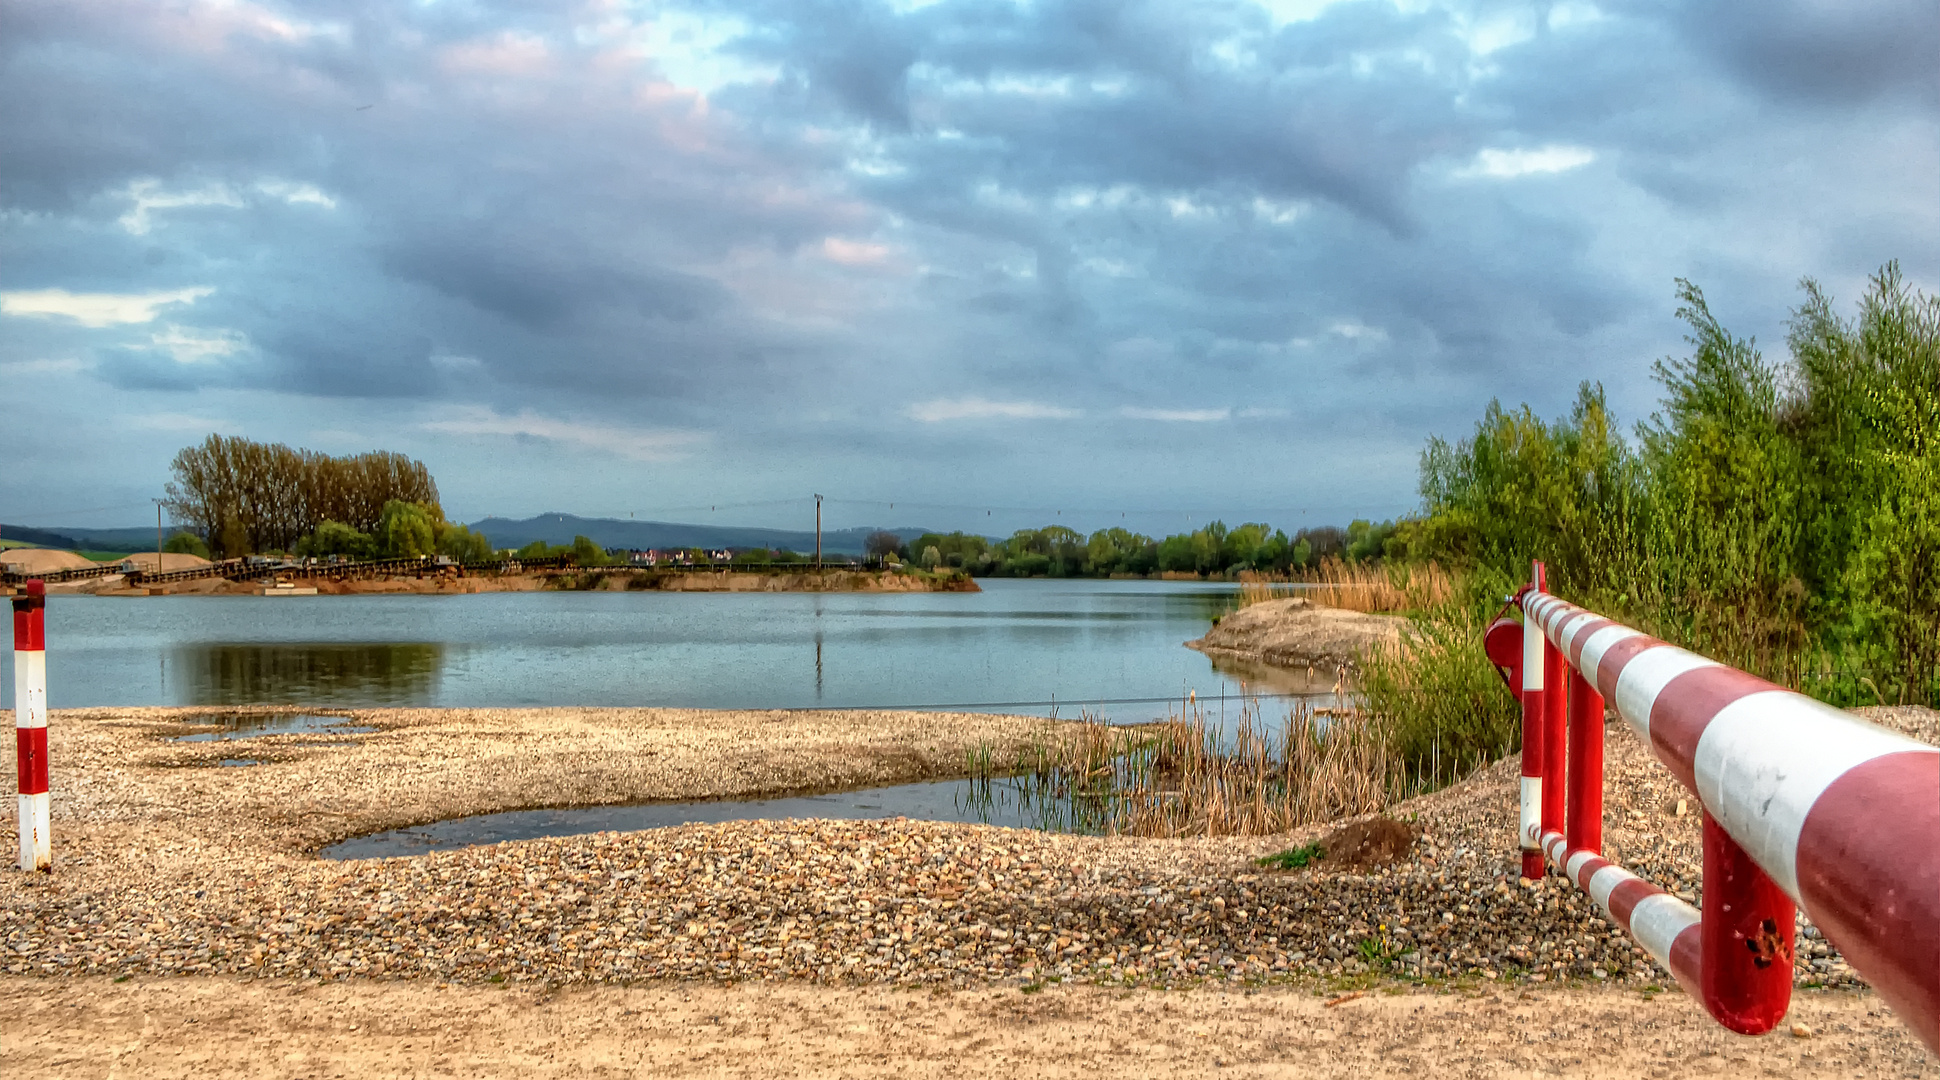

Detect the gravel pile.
[{"left": 3, "top": 706, "right": 1932, "bottom": 993}]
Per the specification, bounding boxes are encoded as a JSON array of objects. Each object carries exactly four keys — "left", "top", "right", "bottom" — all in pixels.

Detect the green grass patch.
[{"left": 1256, "top": 842, "right": 1325, "bottom": 870}]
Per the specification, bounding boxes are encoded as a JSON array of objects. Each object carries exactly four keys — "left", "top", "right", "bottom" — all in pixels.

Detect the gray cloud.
[{"left": 1, "top": 0, "right": 1934, "bottom": 528}]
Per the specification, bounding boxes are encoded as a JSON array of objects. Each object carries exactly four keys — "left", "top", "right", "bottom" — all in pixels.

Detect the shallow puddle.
[
  {"left": 171, "top": 713, "right": 377, "bottom": 742},
  {"left": 218, "top": 759, "right": 263, "bottom": 767},
  {"left": 322, "top": 776, "right": 1103, "bottom": 859}
]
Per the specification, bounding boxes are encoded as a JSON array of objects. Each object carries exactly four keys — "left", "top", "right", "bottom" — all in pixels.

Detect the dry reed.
[
  {"left": 966, "top": 696, "right": 1400, "bottom": 838},
  {"left": 1297, "top": 558, "right": 1453, "bottom": 613}
]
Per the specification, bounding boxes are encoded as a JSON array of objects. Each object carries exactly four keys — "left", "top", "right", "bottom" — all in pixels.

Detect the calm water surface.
[{"left": 16, "top": 579, "right": 1323, "bottom": 722}]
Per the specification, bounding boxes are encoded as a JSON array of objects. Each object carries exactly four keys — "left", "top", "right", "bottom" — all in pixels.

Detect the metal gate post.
[
  {"left": 1518, "top": 562, "right": 1547, "bottom": 880},
  {"left": 1701, "top": 811, "right": 1795, "bottom": 1034},
  {"left": 1564, "top": 666, "right": 1604, "bottom": 855}
]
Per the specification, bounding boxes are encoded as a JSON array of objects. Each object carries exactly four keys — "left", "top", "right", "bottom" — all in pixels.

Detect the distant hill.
[
  {"left": 0, "top": 524, "right": 156, "bottom": 552},
  {"left": 467, "top": 514, "right": 949, "bottom": 556}
]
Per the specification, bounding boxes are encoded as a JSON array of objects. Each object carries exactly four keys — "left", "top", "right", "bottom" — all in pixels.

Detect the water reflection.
[
  {"left": 322, "top": 777, "right": 1080, "bottom": 859},
  {"left": 34, "top": 581, "right": 1291, "bottom": 714},
  {"left": 171, "top": 643, "right": 445, "bottom": 706}
]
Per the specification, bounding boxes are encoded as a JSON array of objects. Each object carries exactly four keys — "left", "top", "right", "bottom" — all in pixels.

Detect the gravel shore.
[{"left": 3, "top": 704, "right": 1934, "bottom": 1010}]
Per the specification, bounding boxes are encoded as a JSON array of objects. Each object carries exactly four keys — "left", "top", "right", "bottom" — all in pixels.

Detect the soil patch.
[{"left": 1317, "top": 815, "right": 1419, "bottom": 869}]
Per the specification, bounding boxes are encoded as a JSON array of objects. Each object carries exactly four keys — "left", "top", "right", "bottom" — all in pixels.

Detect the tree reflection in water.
[{"left": 172, "top": 643, "right": 444, "bottom": 706}]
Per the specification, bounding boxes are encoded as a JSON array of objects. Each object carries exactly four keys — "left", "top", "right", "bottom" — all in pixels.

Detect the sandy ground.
[
  {"left": 3, "top": 706, "right": 1934, "bottom": 1075},
  {"left": 1187, "top": 597, "right": 1412, "bottom": 673},
  {"left": 2, "top": 976, "right": 1930, "bottom": 1078}
]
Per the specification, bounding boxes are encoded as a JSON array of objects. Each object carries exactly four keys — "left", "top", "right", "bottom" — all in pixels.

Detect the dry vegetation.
[
  {"left": 969, "top": 697, "right": 1402, "bottom": 839},
  {"left": 1239, "top": 558, "right": 1455, "bottom": 613}
]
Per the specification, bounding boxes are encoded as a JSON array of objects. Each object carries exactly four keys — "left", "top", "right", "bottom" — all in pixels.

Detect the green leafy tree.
[
  {"left": 1788, "top": 263, "right": 1940, "bottom": 702},
  {"left": 377, "top": 500, "right": 438, "bottom": 558},
  {"left": 161, "top": 532, "right": 211, "bottom": 559},
  {"left": 570, "top": 535, "right": 610, "bottom": 566},
  {"left": 437, "top": 523, "right": 493, "bottom": 562},
  {"left": 296, "top": 520, "right": 380, "bottom": 560}
]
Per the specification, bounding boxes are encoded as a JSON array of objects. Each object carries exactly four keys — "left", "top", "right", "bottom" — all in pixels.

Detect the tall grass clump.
[
  {"left": 1356, "top": 568, "right": 1523, "bottom": 792},
  {"left": 965, "top": 698, "right": 1400, "bottom": 838},
  {"left": 1298, "top": 557, "right": 1455, "bottom": 614}
]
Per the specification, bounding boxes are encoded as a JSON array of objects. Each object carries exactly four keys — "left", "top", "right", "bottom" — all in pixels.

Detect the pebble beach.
[{"left": 5, "top": 704, "right": 1933, "bottom": 998}]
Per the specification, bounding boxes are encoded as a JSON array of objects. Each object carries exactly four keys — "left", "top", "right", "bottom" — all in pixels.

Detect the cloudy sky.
[{"left": 2, "top": 0, "right": 1934, "bottom": 538}]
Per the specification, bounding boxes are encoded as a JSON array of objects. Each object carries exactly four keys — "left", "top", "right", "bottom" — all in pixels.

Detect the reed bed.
[
  {"left": 1235, "top": 560, "right": 1454, "bottom": 612},
  {"left": 963, "top": 696, "right": 1402, "bottom": 838},
  {"left": 1300, "top": 558, "right": 1454, "bottom": 613}
]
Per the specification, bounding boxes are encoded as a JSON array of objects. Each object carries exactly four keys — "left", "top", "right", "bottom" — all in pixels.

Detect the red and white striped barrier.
[
  {"left": 1512, "top": 570, "right": 1939, "bottom": 1050},
  {"left": 13, "top": 579, "right": 50, "bottom": 872}
]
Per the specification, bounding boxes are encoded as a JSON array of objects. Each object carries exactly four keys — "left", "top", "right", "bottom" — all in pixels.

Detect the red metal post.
[
  {"left": 13, "top": 579, "right": 50, "bottom": 871},
  {"left": 1564, "top": 666, "right": 1604, "bottom": 855},
  {"left": 1541, "top": 635, "right": 1568, "bottom": 862},
  {"left": 1700, "top": 811, "right": 1795, "bottom": 1034},
  {"left": 1517, "top": 562, "right": 1546, "bottom": 880}
]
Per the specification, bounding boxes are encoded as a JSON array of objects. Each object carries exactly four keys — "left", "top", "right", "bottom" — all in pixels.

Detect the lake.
[{"left": 11, "top": 579, "right": 1329, "bottom": 722}]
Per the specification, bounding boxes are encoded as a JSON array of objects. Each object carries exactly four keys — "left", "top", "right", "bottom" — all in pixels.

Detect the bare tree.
[{"left": 865, "top": 530, "right": 902, "bottom": 563}]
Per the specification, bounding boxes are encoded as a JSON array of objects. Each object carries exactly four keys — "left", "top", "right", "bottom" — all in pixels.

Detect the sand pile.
[
  {"left": 118, "top": 552, "right": 214, "bottom": 572},
  {"left": 0, "top": 548, "right": 98, "bottom": 574}
]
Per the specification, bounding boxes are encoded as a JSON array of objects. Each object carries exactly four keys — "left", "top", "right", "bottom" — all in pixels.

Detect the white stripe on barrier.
[
  {"left": 1586, "top": 863, "right": 1631, "bottom": 910},
  {"left": 1555, "top": 610, "right": 1600, "bottom": 654},
  {"left": 1576, "top": 624, "right": 1643, "bottom": 689},
  {"left": 1693, "top": 692, "right": 1930, "bottom": 903},
  {"left": 14, "top": 651, "right": 46, "bottom": 729},
  {"left": 1534, "top": 596, "right": 1566, "bottom": 633},
  {"left": 17, "top": 792, "right": 50, "bottom": 870},
  {"left": 1629, "top": 892, "right": 1701, "bottom": 968},
  {"left": 1522, "top": 614, "right": 1545, "bottom": 691},
  {"left": 1520, "top": 777, "right": 1542, "bottom": 847},
  {"left": 1612, "top": 645, "right": 1716, "bottom": 742},
  {"left": 1565, "top": 848, "right": 1597, "bottom": 883},
  {"left": 1545, "top": 601, "right": 1579, "bottom": 636}
]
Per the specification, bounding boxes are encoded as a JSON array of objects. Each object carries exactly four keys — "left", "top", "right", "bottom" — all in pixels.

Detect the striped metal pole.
[
  {"left": 1523, "top": 589, "right": 1940, "bottom": 1048},
  {"left": 1564, "top": 666, "right": 1604, "bottom": 856},
  {"left": 1517, "top": 562, "right": 1546, "bottom": 880},
  {"left": 1541, "top": 630, "right": 1568, "bottom": 858},
  {"left": 13, "top": 579, "right": 49, "bottom": 872}
]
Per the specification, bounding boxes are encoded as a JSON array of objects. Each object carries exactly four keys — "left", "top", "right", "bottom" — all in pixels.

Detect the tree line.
[
  {"left": 1403, "top": 262, "right": 1937, "bottom": 708},
  {"left": 164, "top": 435, "right": 489, "bottom": 561},
  {"left": 896, "top": 519, "right": 1397, "bottom": 578}
]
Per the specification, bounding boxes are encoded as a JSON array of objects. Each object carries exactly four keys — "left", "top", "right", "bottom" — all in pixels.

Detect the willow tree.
[{"left": 164, "top": 435, "right": 440, "bottom": 557}]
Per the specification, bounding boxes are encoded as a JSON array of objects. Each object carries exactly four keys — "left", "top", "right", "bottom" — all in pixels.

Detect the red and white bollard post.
[
  {"left": 1564, "top": 666, "right": 1604, "bottom": 856},
  {"left": 1518, "top": 561, "right": 1547, "bottom": 880},
  {"left": 14, "top": 579, "right": 49, "bottom": 871}
]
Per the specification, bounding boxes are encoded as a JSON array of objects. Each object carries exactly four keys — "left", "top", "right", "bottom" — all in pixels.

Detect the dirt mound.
[
  {"left": 0, "top": 548, "right": 98, "bottom": 574},
  {"left": 1317, "top": 816, "right": 1418, "bottom": 869},
  {"left": 119, "top": 552, "right": 213, "bottom": 572},
  {"left": 1186, "top": 597, "right": 1411, "bottom": 672}
]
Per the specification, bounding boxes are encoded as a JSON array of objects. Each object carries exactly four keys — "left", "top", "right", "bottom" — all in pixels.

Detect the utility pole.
[
  {"left": 154, "top": 499, "right": 164, "bottom": 572},
  {"left": 814, "top": 494, "right": 823, "bottom": 568}
]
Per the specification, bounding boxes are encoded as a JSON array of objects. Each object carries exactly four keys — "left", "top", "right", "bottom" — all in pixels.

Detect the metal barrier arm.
[{"left": 1512, "top": 566, "right": 1939, "bottom": 1051}]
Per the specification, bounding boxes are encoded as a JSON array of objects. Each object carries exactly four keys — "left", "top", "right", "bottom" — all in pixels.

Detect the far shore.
[{"left": 6, "top": 564, "right": 980, "bottom": 597}]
